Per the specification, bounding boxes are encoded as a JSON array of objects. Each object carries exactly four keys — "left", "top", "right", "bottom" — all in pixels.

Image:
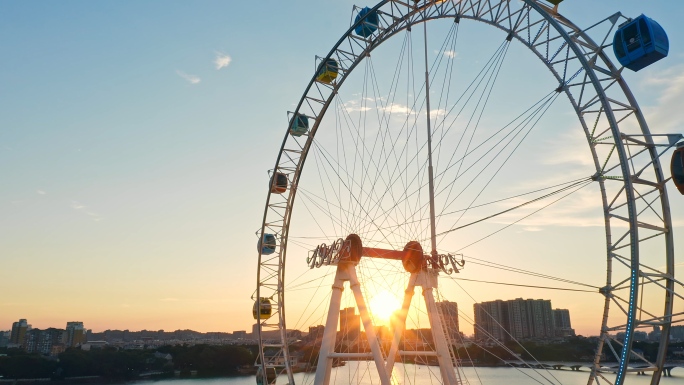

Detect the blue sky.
[{"left": 1, "top": 0, "right": 683, "bottom": 335}]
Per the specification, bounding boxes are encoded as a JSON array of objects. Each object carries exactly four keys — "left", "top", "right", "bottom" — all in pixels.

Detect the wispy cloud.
[
  {"left": 160, "top": 298, "right": 179, "bottom": 302},
  {"left": 176, "top": 70, "right": 201, "bottom": 84},
  {"left": 71, "top": 200, "right": 102, "bottom": 222},
  {"left": 641, "top": 64, "right": 684, "bottom": 132},
  {"left": 434, "top": 50, "right": 457, "bottom": 59},
  {"left": 214, "top": 52, "right": 232, "bottom": 70},
  {"left": 382, "top": 102, "right": 416, "bottom": 115},
  {"left": 342, "top": 99, "right": 372, "bottom": 112},
  {"left": 36, "top": 189, "right": 46, "bottom": 195},
  {"left": 523, "top": 226, "right": 543, "bottom": 232}
]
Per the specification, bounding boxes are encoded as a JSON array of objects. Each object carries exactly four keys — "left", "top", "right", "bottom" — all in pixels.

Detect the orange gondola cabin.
[
  {"left": 270, "top": 172, "right": 288, "bottom": 194},
  {"left": 672, "top": 143, "right": 684, "bottom": 194}
]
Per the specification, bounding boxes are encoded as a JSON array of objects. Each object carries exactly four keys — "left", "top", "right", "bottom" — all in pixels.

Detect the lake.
[{"left": 135, "top": 362, "right": 682, "bottom": 385}]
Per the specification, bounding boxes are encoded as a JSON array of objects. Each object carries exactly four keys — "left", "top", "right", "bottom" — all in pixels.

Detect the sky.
[{"left": 1, "top": 0, "right": 683, "bottom": 337}]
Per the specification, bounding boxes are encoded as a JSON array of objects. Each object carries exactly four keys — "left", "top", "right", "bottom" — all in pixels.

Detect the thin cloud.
[
  {"left": 36, "top": 190, "right": 46, "bottom": 195},
  {"left": 71, "top": 200, "right": 102, "bottom": 222},
  {"left": 641, "top": 64, "right": 684, "bottom": 132},
  {"left": 176, "top": 70, "right": 201, "bottom": 84},
  {"left": 434, "top": 50, "right": 457, "bottom": 59},
  {"left": 214, "top": 52, "right": 232, "bottom": 70}
]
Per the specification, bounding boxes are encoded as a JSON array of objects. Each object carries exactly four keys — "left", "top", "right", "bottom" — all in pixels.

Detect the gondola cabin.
[
  {"left": 672, "top": 144, "right": 684, "bottom": 195},
  {"left": 355, "top": 7, "right": 379, "bottom": 37},
  {"left": 613, "top": 15, "right": 669, "bottom": 71},
  {"left": 256, "top": 367, "right": 277, "bottom": 385},
  {"left": 258, "top": 233, "right": 277, "bottom": 255},
  {"left": 316, "top": 58, "right": 339, "bottom": 84},
  {"left": 290, "top": 113, "right": 309, "bottom": 137},
  {"left": 271, "top": 172, "right": 288, "bottom": 194},
  {"left": 253, "top": 298, "right": 273, "bottom": 320}
]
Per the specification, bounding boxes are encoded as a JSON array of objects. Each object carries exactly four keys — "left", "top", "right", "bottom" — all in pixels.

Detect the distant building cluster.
[
  {"left": 617, "top": 325, "right": 684, "bottom": 343},
  {"left": 0, "top": 319, "right": 292, "bottom": 354},
  {"left": 473, "top": 298, "right": 575, "bottom": 342},
  {"left": 1, "top": 319, "right": 86, "bottom": 355},
  {"left": 6, "top": 302, "right": 684, "bottom": 357}
]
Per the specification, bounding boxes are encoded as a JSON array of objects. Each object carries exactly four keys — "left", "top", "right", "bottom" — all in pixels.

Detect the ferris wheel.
[{"left": 254, "top": 1, "right": 683, "bottom": 385}]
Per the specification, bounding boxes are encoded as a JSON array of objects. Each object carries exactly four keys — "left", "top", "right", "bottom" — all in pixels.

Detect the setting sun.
[{"left": 368, "top": 290, "right": 401, "bottom": 324}]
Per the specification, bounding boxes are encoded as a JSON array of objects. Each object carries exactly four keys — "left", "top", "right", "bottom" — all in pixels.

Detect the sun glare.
[{"left": 369, "top": 290, "right": 401, "bottom": 324}]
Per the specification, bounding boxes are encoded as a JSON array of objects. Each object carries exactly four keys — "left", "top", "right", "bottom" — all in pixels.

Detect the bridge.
[{"left": 502, "top": 361, "right": 683, "bottom": 376}]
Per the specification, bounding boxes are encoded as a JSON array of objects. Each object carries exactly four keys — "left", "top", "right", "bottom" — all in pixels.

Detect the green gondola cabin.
[{"left": 290, "top": 113, "right": 309, "bottom": 137}]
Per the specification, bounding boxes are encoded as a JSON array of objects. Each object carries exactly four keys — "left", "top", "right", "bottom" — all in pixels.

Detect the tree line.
[{"left": 0, "top": 344, "right": 254, "bottom": 380}]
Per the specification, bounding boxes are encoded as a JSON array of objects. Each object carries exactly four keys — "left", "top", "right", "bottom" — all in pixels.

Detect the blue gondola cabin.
[
  {"left": 355, "top": 7, "right": 379, "bottom": 38},
  {"left": 290, "top": 113, "right": 309, "bottom": 137},
  {"left": 316, "top": 58, "right": 339, "bottom": 84},
  {"left": 613, "top": 15, "right": 669, "bottom": 72},
  {"left": 672, "top": 144, "right": 684, "bottom": 195},
  {"left": 259, "top": 233, "right": 277, "bottom": 255}
]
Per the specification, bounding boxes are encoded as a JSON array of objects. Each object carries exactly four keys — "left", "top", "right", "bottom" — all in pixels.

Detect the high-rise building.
[
  {"left": 474, "top": 299, "right": 556, "bottom": 342},
  {"left": 65, "top": 322, "right": 86, "bottom": 347},
  {"left": 474, "top": 300, "right": 507, "bottom": 341},
  {"left": 10, "top": 319, "right": 29, "bottom": 346},
  {"left": 553, "top": 308, "right": 575, "bottom": 337},
  {"left": 437, "top": 301, "right": 460, "bottom": 343},
  {"left": 252, "top": 323, "right": 259, "bottom": 338},
  {"left": 0, "top": 331, "right": 10, "bottom": 347},
  {"left": 339, "top": 307, "right": 360, "bottom": 343},
  {"left": 308, "top": 325, "right": 325, "bottom": 341},
  {"left": 24, "top": 328, "right": 66, "bottom": 355}
]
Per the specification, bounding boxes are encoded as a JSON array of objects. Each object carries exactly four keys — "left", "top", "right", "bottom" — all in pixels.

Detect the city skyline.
[
  {"left": 1, "top": 297, "right": 571, "bottom": 339},
  {"left": 2, "top": 0, "right": 683, "bottom": 338}
]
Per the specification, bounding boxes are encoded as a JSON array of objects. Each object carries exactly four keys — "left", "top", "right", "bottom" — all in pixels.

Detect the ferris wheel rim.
[{"left": 255, "top": 2, "right": 676, "bottom": 385}]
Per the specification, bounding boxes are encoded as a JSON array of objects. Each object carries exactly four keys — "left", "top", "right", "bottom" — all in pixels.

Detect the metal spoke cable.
[
  {"left": 432, "top": 88, "right": 557, "bottom": 183},
  {"left": 451, "top": 179, "right": 594, "bottom": 252},
  {"left": 435, "top": 177, "right": 591, "bottom": 237},
  {"left": 462, "top": 256, "right": 600, "bottom": 289},
  {"left": 311, "top": 136, "right": 349, "bottom": 236},
  {"left": 430, "top": 91, "right": 574, "bottom": 243},
  {"left": 352, "top": 83, "right": 560, "bottom": 239},
  {"left": 432, "top": 40, "right": 510, "bottom": 191},
  {"left": 439, "top": 41, "right": 511, "bottom": 203},
  {"left": 449, "top": 276, "right": 595, "bottom": 292},
  {"left": 292, "top": 172, "right": 589, "bottom": 240},
  {"left": 435, "top": 70, "right": 554, "bottom": 220},
  {"left": 339, "top": 28, "right": 506, "bottom": 243}
]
